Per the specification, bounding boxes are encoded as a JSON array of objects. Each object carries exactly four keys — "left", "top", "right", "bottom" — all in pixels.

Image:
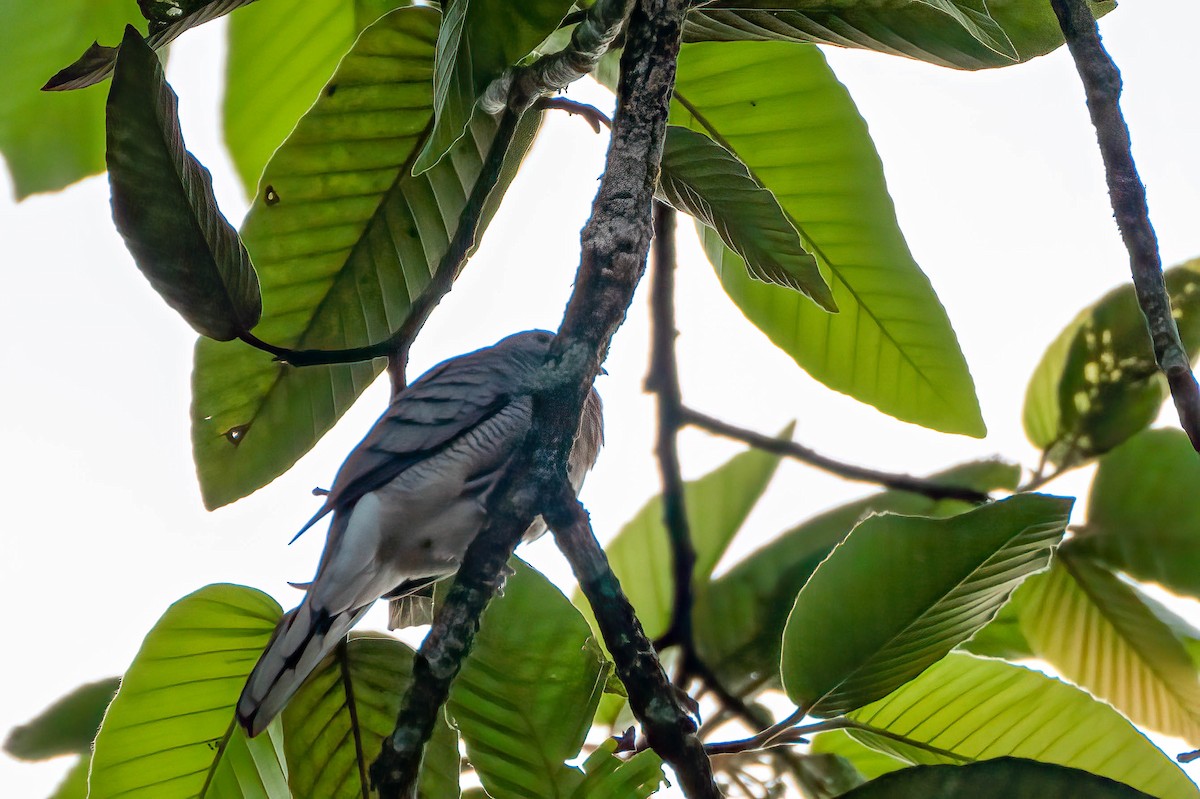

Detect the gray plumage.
[{"left": 237, "top": 330, "right": 604, "bottom": 736}]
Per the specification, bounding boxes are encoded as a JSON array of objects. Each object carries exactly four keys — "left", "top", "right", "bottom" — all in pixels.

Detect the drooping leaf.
[
  {"left": 223, "top": 0, "right": 408, "bottom": 195},
  {"left": 284, "top": 633, "right": 459, "bottom": 799},
  {"left": 843, "top": 653, "right": 1198, "bottom": 799},
  {"left": 684, "top": 0, "right": 1114, "bottom": 71},
  {"left": 1072, "top": 428, "right": 1200, "bottom": 597},
  {"left": 87, "top": 584, "right": 288, "bottom": 799},
  {"left": 192, "top": 6, "right": 540, "bottom": 508},
  {"left": 781, "top": 493, "right": 1072, "bottom": 715},
  {"left": 1018, "top": 553, "right": 1200, "bottom": 745},
  {"left": 107, "top": 26, "right": 262, "bottom": 341},
  {"left": 574, "top": 425, "right": 792, "bottom": 641},
  {"left": 4, "top": 677, "right": 119, "bottom": 760},
  {"left": 571, "top": 739, "right": 664, "bottom": 799},
  {"left": 413, "top": 0, "right": 572, "bottom": 172},
  {"left": 671, "top": 42, "right": 984, "bottom": 436},
  {"left": 694, "top": 459, "right": 1020, "bottom": 694},
  {"left": 1023, "top": 259, "right": 1200, "bottom": 468},
  {"left": 658, "top": 125, "right": 834, "bottom": 309},
  {"left": 809, "top": 730, "right": 904, "bottom": 783},
  {"left": 837, "top": 758, "right": 1153, "bottom": 799},
  {"left": 44, "top": 0, "right": 261, "bottom": 91},
  {"left": 0, "top": 0, "right": 135, "bottom": 197},
  {"left": 450, "top": 561, "right": 609, "bottom": 799}
]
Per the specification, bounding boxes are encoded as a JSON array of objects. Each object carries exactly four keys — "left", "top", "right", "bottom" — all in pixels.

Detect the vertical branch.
[
  {"left": 1049, "top": 0, "right": 1200, "bottom": 450},
  {"left": 647, "top": 201, "right": 697, "bottom": 652}
]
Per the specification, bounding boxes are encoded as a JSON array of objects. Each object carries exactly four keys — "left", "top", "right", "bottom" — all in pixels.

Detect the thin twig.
[
  {"left": 706, "top": 719, "right": 847, "bottom": 756},
  {"left": 536, "top": 96, "right": 613, "bottom": 132},
  {"left": 1049, "top": 0, "right": 1200, "bottom": 451},
  {"left": 681, "top": 407, "right": 991, "bottom": 503}
]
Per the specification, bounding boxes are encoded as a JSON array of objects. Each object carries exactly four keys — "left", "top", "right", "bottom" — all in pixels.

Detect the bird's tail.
[{"left": 237, "top": 599, "right": 369, "bottom": 736}]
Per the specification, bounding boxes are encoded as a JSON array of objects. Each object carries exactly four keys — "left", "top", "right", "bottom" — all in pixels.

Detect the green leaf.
[
  {"left": 782, "top": 493, "right": 1072, "bottom": 715},
  {"left": 959, "top": 595, "right": 1033, "bottom": 660},
  {"left": 659, "top": 125, "right": 834, "bottom": 310},
  {"left": 0, "top": 0, "right": 135, "bottom": 197},
  {"left": 571, "top": 740, "right": 664, "bottom": 799},
  {"left": 413, "top": 0, "right": 572, "bottom": 173},
  {"left": 48, "top": 755, "right": 91, "bottom": 799},
  {"left": 1073, "top": 428, "right": 1200, "bottom": 597},
  {"left": 1018, "top": 553, "right": 1200, "bottom": 745},
  {"left": 843, "top": 653, "right": 1198, "bottom": 799},
  {"left": 4, "top": 677, "right": 119, "bottom": 760},
  {"left": 44, "top": 0, "right": 261, "bottom": 91},
  {"left": 451, "top": 561, "right": 609, "bottom": 799},
  {"left": 810, "top": 730, "right": 904, "bottom": 783},
  {"left": 87, "top": 584, "right": 288, "bottom": 799},
  {"left": 684, "top": 0, "right": 1114, "bottom": 71},
  {"left": 672, "top": 42, "right": 984, "bottom": 436},
  {"left": 223, "top": 0, "right": 407, "bottom": 195},
  {"left": 837, "top": 758, "right": 1154, "bottom": 799},
  {"left": 694, "top": 459, "right": 1020, "bottom": 695},
  {"left": 574, "top": 425, "right": 792, "bottom": 641},
  {"left": 284, "top": 633, "right": 459, "bottom": 799},
  {"left": 191, "top": 6, "right": 540, "bottom": 508},
  {"left": 1023, "top": 259, "right": 1200, "bottom": 468},
  {"left": 107, "top": 26, "right": 262, "bottom": 341}
]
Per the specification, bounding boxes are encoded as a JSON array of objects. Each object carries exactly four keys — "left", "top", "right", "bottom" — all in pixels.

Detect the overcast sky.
[{"left": 3, "top": 2, "right": 1199, "bottom": 794}]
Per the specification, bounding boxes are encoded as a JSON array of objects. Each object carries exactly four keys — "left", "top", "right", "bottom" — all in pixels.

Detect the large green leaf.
[
  {"left": 694, "top": 459, "right": 1020, "bottom": 695},
  {"left": 1018, "top": 553, "right": 1200, "bottom": 745},
  {"left": 1072, "top": 428, "right": 1200, "bottom": 597},
  {"left": 223, "top": 0, "right": 407, "bottom": 195},
  {"left": 959, "top": 592, "right": 1033, "bottom": 660},
  {"left": 192, "top": 6, "right": 540, "bottom": 508},
  {"left": 672, "top": 42, "right": 984, "bottom": 436},
  {"left": 4, "top": 678, "right": 118, "bottom": 760},
  {"left": 0, "top": 0, "right": 135, "bottom": 197},
  {"left": 107, "top": 25, "right": 262, "bottom": 341},
  {"left": 450, "top": 562, "right": 609, "bottom": 799},
  {"left": 413, "top": 0, "right": 572, "bottom": 173},
  {"left": 1023, "top": 260, "right": 1200, "bottom": 468},
  {"left": 284, "top": 633, "right": 459, "bottom": 799},
  {"left": 574, "top": 425, "right": 791, "bottom": 641},
  {"left": 782, "top": 494, "right": 1072, "bottom": 715},
  {"left": 87, "top": 584, "right": 288, "bottom": 799},
  {"left": 684, "top": 0, "right": 1114, "bottom": 71},
  {"left": 658, "top": 125, "right": 834, "bottom": 310},
  {"left": 843, "top": 653, "right": 1198, "bottom": 799},
  {"left": 837, "top": 758, "right": 1153, "bottom": 799}
]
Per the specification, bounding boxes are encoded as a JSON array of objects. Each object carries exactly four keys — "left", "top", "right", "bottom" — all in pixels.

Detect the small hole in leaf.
[
  {"left": 225, "top": 424, "right": 250, "bottom": 445},
  {"left": 325, "top": 83, "right": 338, "bottom": 97},
  {"left": 264, "top": 185, "right": 280, "bottom": 206}
]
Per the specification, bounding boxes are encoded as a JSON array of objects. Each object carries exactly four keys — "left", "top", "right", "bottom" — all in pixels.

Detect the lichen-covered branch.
[{"left": 1049, "top": 0, "right": 1200, "bottom": 451}]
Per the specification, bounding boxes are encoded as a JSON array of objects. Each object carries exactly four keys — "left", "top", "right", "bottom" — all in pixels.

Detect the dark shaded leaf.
[
  {"left": 781, "top": 494, "right": 1072, "bottom": 715},
  {"left": 106, "top": 26, "right": 261, "bottom": 340},
  {"left": 838, "top": 758, "right": 1152, "bottom": 799},
  {"left": 659, "top": 125, "right": 834, "bottom": 309},
  {"left": 4, "top": 678, "right": 119, "bottom": 760}
]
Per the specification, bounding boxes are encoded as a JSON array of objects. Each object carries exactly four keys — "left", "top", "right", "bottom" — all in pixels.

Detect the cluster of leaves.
[{"left": 5, "top": 0, "right": 1200, "bottom": 797}]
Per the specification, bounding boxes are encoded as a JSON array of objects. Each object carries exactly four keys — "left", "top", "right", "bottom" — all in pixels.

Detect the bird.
[{"left": 236, "top": 329, "right": 604, "bottom": 737}]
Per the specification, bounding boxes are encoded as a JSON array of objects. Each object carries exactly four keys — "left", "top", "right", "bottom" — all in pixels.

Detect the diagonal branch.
[{"left": 1049, "top": 0, "right": 1200, "bottom": 451}]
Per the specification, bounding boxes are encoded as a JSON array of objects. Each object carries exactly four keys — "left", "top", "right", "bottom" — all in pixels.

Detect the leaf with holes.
[
  {"left": 694, "top": 458, "right": 1020, "bottom": 696},
  {"left": 1071, "top": 428, "right": 1200, "bottom": 598},
  {"left": 106, "top": 26, "right": 262, "bottom": 341},
  {"left": 782, "top": 493, "right": 1071, "bottom": 715},
  {"left": 1023, "top": 259, "right": 1200, "bottom": 468},
  {"left": 86, "top": 584, "right": 288, "bottom": 799},
  {"left": 450, "top": 561, "right": 609, "bottom": 798},
  {"left": 223, "top": 0, "right": 409, "bottom": 194},
  {"left": 413, "top": 0, "right": 573, "bottom": 173},
  {"left": 671, "top": 41, "right": 984, "bottom": 436},
  {"left": 838, "top": 759, "right": 1154, "bottom": 799},
  {"left": 658, "top": 125, "right": 834, "bottom": 310},
  {"left": 684, "top": 0, "right": 1114, "bottom": 71},
  {"left": 191, "top": 6, "right": 540, "bottom": 509},
  {"left": 1018, "top": 553, "right": 1200, "bottom": 745},
  {"left": 574, "top": 424, "right": 792, "bottom": 642},
  {"left": 843, "top": 653, "right": 1198, "bottom": 799},
  {"left": 4, "top": 678, "right": 118, "bottom": 761},
  {"left": 283, "top": 633, "right": 459, "bottom": 799}
]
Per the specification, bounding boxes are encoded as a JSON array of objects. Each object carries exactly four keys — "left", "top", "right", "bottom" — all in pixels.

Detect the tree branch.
[
  {"left": 1049, "top": 0, "right": 1200, "bottom": 451},
  {"left": 680, "top": 407, "right": 991, "bottom": 503},
  {"left": 370, "top": 0, "right": 718, "bottom": 795}
]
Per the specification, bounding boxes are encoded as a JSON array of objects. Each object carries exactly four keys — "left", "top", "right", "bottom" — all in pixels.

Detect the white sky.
[{"left": 3, "top": 2, "right": 1199, "bottom": 794}]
